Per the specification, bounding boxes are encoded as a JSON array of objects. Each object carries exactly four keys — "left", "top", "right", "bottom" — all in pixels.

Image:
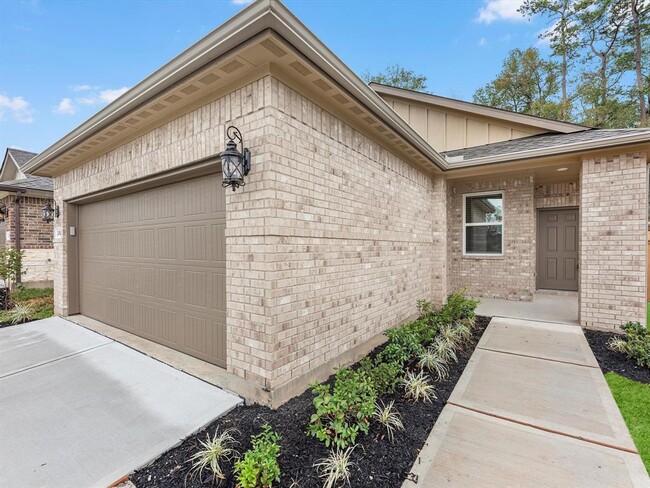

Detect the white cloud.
[
  {"left": 99, "top": 87, "right": 129, "bottom": 103},
  {"left": 76, "top": 96, "right": 97, "bottom": 106},
  {"left": 232, "top": 0, "right": 253, "bottom": 4},
  {"left": 0, "top": 94, "right": 34, "bottom": 123},
  {"left": 478, "top": 37, "right": 488, "bottom": 46},
  {"left": 54, "top": 97, "right": 76, "bottom": 115},
  {"left": 476, "top": 0, "right": 525, "bottom": 24},
  {"left": 70, "top": 84, "right": 99, "bottom": 92}
]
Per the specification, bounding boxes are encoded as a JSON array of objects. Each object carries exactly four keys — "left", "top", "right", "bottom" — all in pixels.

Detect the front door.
[{"left": 537, "top": 208, "right": 579, "bottom": 291}]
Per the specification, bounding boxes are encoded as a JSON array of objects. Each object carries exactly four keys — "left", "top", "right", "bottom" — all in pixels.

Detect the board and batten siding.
[{"left": 381, "top": 95, "right": 546, "bottom": 152}]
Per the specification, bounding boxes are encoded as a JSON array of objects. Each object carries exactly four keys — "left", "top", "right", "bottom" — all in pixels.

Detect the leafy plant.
[
  {"left": 416, "top": 299, "right": 432, "bottom": 315},
  {"left": 373, "top": 400, "right": 404, "bottom": 442},
  {"left": 431, "top": 336, "right": 458, "bottom": 364},
  {"left": 357, "top": 358, "right": 403, "bottom": 395},
  {"left": 313, "top": 447, "right": 355, "bottom": 488},
  {"left": 608, "top": 322, "right": 650, "bottom": 369},
  {"left": 308, "top": 368, "right": 376, "bottom": 448},
  {"left": 417, "top": 348, "right": 449, "bottom": 381},
  {"left": 0, "top": 248, "right": 25, "bottom": 308},
  {"left": 188, "top": 428, "right": 239, "bottom": 483},
  {"left": 402, "top": 371, "right": 436, "bottom": 403},
  {"left": 379, "top": 318, "right": 438, "bottom": 366},
  {"left": 8, "top": 303, "right": 34, "bottom": 325},
  {"left": 452, "top": 322, "right": 473, "bottom": 343},
  {"left": 440, "top": 291, "right": 479, "bottom": 325},
  {"left": 234, "top": 424, "right": 281, "bottom": 488}
]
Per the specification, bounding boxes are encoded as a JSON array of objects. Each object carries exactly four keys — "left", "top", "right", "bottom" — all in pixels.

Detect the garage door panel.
[{"left": 79, "top": 173, "right": 227, "bottom": 367}]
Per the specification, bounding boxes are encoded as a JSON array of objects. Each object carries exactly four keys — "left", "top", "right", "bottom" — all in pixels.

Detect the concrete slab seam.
[{"left": 476, "top": 345, "right": 599, "bottom": 369}]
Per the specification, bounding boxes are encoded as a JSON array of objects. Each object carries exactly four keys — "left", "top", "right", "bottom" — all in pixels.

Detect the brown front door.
[{"left": 537, "top": 208, "right": 579, "bottom": 291}]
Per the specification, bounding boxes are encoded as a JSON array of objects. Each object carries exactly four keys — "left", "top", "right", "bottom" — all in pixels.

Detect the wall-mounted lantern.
[
  {"left": 41, "top": 200, "right": 59, "bottom": 223},
  {"left": 0, "top": 204, "right": 6, "bottom": 223},
  {"left": 220, "top": 125, "right": 251, "bottom": 191}
]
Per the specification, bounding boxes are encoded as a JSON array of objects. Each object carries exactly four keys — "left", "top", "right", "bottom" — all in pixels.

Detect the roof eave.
[
  {"left": 370, "top": 83, "right": 588, "bottom": 134},
  {"left": 23, "top": 0, "right": 448, "bottom": 175},
  {"left": 444, "top": 132, "right": 650, "bottom": 169}
]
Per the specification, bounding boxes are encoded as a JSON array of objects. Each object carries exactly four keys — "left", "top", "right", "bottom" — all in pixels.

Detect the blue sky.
[{"left": 0, "top": 0, "right": 552, "bottom": 155}]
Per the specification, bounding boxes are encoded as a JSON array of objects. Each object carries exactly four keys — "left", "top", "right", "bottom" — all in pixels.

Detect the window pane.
[
  {"left": 466, "top": 225, "right": 502, "bottom": 254},
  {"left": 466, "top": 195, "right": 503, "bottom": 223}
]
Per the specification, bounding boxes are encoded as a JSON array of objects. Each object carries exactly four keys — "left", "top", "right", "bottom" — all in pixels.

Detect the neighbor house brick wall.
[
  {"left": 535, "top": 181, "right": 580, "bottom": 209},
  {"left": 580, "top": 152, "right": 647, "bottom": 330},
  {"left": 0, "top": 195, "right": 54, "bottom": 284},
  {"left": 228, "top": 76, "right": 436, "bottom": 393},
  {"left": 447, "top": 176, "right": 535, "bottom": 301}
]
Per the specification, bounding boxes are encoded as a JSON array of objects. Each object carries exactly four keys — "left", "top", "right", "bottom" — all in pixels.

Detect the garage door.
[{"left": 79, "top": 173, "right": 227, "bottom": 367}]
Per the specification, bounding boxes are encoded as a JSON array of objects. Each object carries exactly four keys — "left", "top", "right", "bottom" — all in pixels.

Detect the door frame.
[{"left": 536, "top": 206, "right": 579, "bottom": 291}]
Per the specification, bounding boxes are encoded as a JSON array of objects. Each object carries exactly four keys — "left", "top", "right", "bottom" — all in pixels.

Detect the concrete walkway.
[
  {"left": 0, "top": 317, "right": 242, "bottom": 488},
  {"left": 404, "top": 317, "right": 649, "bottom": 488},
  {"left": 476, "top": 293, "right": 579, "bottom": 325}
]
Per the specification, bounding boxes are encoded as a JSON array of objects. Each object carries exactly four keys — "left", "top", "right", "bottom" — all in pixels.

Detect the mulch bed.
[
  {"left": 131, "top": 316, "right": 491, "bottom": 488},
  {"left": 584, "top": 328, "right": 650, "bottom": 385}
]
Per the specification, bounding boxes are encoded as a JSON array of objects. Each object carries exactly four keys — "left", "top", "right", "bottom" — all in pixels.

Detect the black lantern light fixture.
[
  {"left": 41, "top": 200, "right": 59, "bottom": 223},
  {"left": 220, "top": 126, "right": 251, "bottom": 191},
  {"left": 0, "top": 204, "right": 6, "bottom": 223}
]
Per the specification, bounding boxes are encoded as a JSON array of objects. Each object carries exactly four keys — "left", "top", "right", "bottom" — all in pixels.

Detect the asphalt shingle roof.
[
  {"left": 0, "top": 175, "right": 53, "bottom": 192},
  {"left": 7, "top": 148, "right": 37, "bottom": 167},
  {"left": 441, "top": 128, "right": 650, "bottom": 162}
]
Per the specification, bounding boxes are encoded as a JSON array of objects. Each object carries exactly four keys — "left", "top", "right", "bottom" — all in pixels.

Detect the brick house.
[
  {"left": 21, "top": 0, "right": 650, "bottom": 405},
  {"left": 0, "top": 148, "right": 54, "bottom": 287}
]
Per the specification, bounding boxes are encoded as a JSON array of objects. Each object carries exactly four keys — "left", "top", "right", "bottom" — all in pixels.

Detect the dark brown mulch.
[
  {"left": 131, "top": 316, "right": 491, "bottom": 488},
  {"left": 584, "top": 328, "right": 650, "bottom": 385}
]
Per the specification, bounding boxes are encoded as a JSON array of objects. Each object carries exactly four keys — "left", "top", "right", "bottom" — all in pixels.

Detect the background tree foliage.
[
  {"left": 363, "top": 64, "right": 429, "bottom": 92},
  {"left": 471, "top": 0, "right": 649, "bottom": 127}
]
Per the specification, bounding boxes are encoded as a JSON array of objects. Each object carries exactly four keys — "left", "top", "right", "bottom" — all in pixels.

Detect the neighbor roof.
[
  {"left": 7, "top": 148, "right": 37, "bottom": 167},
  {"left": 442, "top": 128, "right": 650, "bottom": 165},
  {"left": 370, "top": 83, "right": 588, "bottom": 134},
  {"left": 0, "top": 175, "right": 53, "bottom": 192}
]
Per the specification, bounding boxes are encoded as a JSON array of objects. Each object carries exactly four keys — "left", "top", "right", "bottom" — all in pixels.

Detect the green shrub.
[
  {"left": 8, "top": 304, "right": 34, "bottom": 325},
  {"left": 12, "top": 287, "right": 53, "bottom": 302},
  {"left": 358, "top": 357, "right": 403, "bottom": 395},
  {"left": 234, "top": 424, "right": 281, "bottom": 488},
  {"left": 439, "top": 290, "right": 479, "bottom": 325},
  {"left": 379, "top": 318, "right": 438, "bottom": 366},
  {"left": 609, "top": 322, "right": 650, "bottom": 369},
  {"left": 308, "top": 368, "right": 376, "bottom": 448}
]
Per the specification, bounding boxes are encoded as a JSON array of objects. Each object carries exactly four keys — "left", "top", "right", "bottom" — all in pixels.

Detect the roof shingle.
[{"left": 7, "top": 148, "right": 38, "bottom": 167}]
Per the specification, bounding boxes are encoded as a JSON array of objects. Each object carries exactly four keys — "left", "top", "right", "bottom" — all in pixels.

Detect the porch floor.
[{"left": 476, "top": 292, "right": 579, "bottom": 325}]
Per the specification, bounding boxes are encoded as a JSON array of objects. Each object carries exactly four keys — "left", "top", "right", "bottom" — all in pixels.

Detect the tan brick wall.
[
  {"left": 535, "top": 181, "right": 579, "bottom": 209},
  {"left": 52, "top": 74, "right": 437, "bottom": 403},
  {"left": 431, "top": 177, "right": 448, "bottom": 307},
  {"left": 580, "top": 152, "right": 648, "bottom": 330},
  {"left": 228, "top": 77, "right": 436, "bottom": 391},
  {"left": 447, "top": 176, "right": 535, "bottom": 301}
]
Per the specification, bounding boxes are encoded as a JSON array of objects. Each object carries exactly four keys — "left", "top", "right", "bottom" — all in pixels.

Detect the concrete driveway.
[{"left": 0, "top": 317, "right": 242, "bottom": 488}]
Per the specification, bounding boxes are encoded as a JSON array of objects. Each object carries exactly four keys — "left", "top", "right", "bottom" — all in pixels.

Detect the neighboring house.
[
  {"left": 0, "top": 149, "right": 54, "bottom": 287},
  {"left": 21, "top": 0, "right": 650, "bottom": 405}
]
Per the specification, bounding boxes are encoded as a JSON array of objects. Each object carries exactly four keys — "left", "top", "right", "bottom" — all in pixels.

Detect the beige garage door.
[{"left": 79, "top": 174, "right": 227, "bottom": 367}]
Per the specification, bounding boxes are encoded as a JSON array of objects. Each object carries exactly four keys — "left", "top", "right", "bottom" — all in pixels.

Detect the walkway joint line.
[
  {"left": 447, "top": 401, "right": 639, "bottom": 455},
  {"left": 476, "top": 345, "right": 599, "bottom": 369}
]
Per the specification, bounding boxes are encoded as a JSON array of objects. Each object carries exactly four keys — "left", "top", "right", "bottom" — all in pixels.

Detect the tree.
[
  {"left": 519, "top": 0, "right": 584, "bottom": 120},
  {"left": 364, "top": 65, "right": 428, "bottom": 92},
  {"left": 575, "top": 0, "right": 637, "bottom": 127},
  {"left": 473, "top": 47, "right": 563, "bottom": 119}
]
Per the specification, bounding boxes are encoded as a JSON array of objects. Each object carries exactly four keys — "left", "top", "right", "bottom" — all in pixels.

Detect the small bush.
[
  {"left": 234, "top": 424, "right": 281, "bottom": 488},
  {"left": 314, "top": 447, "right": 355, "bottom": 488},
  {"left": 358, "top": 358, "right": 403, "bottom": 395},
  {"left": 418, "top": 348, "right": 449, "bottom": 381},
  {"left": 609, "top": 322, "right": 650, "bottom": 369},
  {"left": 11, "top": 287, "right": 53, "bottom": 303},
  {"left": 189, "top": 428, "right": 239, "bottom": 483},
  {"left": 8, "top": 303, "right": 34, "bottom": 325},
  {"left": 374, "top": 400, "right": 404, "bottom": 442},
  {"left": 402, "top": 371, "right": 436, "bottom": 403},
  {"left": 431, "top": 336, "right": 458, "bottom": 364},
  {"left": 308, "top": 368, "right": 376, "bottom": 448},
  {"left": 380, "top": 318, "right": 439, "bottom": 366},
  {"left": 440, "top": 290, "right": 479, "bottom": 325}
]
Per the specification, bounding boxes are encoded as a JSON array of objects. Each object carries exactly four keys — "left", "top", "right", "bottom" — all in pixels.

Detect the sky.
[{"left": 0, "top": 0, "right": 555, "bottom": 155}]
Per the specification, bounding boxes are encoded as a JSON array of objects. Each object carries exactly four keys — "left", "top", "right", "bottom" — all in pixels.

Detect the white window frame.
[{"left": 462, "top": 190, "right": 504, "bottom": 257}]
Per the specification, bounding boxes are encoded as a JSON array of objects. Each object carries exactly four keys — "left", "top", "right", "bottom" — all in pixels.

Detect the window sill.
[{"left": 462, "top": 254, "right": 505, "bottom": 260}]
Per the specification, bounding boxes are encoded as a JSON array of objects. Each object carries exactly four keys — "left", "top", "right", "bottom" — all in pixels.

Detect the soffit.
[{"left": 34, "top": 32, "right": 440, "bottom": 178}]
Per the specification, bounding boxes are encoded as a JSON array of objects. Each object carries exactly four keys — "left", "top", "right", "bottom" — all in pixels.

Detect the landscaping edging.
[
  {"left": 131, "top": 316, "right": 491, "bottom": 488},
  {"left": 584, "top": 328, "right": 650, "bottom": 385}
]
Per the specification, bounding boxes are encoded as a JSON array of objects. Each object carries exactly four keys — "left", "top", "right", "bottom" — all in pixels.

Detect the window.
[{"left": 463, "top": 192, "right": 503, "bottom": 256}]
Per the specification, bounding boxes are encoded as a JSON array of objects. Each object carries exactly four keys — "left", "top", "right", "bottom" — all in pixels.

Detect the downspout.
[{"left": 13, "top": 191, "right": 24, "bottom": 285}]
